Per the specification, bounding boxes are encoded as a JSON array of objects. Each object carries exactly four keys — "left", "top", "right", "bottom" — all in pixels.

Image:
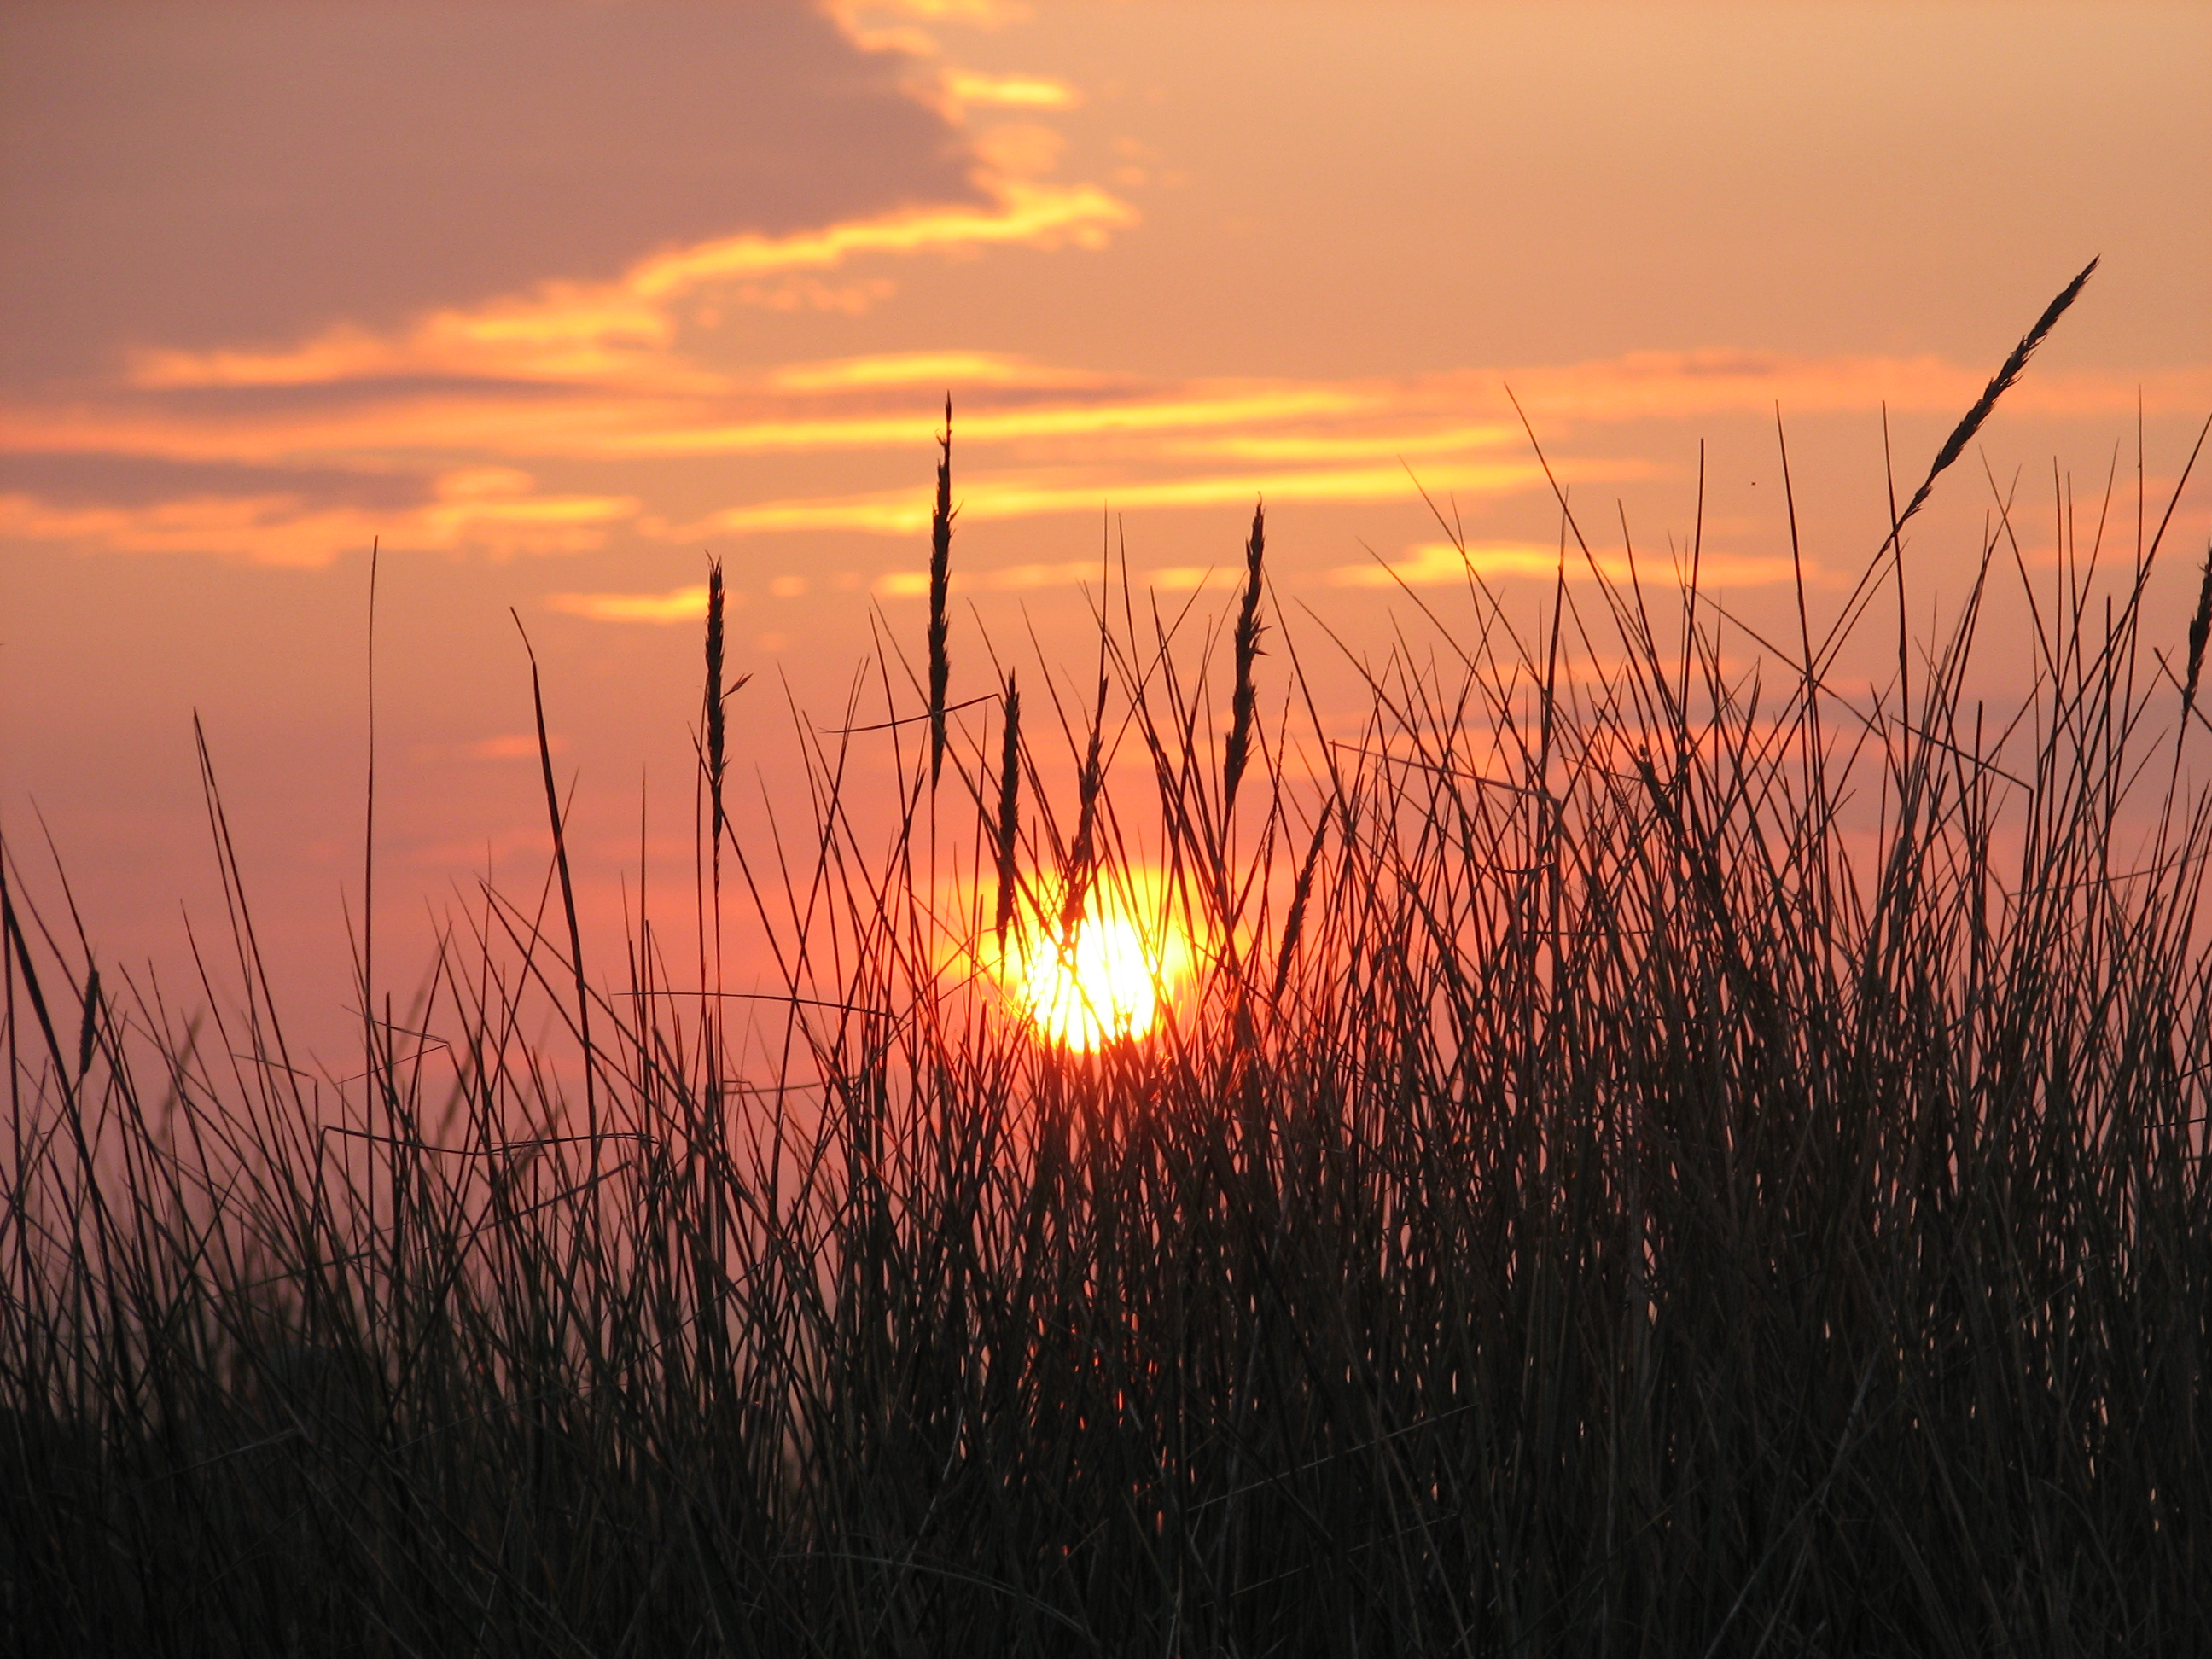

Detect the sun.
[{"left": 992, "top": 907, "right": 1179, "bottom": 1051}]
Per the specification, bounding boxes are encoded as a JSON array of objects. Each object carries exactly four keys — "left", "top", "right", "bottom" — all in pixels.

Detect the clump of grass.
[{"left": 4, "top": 287, "right": 2211, "bottom": 1657}]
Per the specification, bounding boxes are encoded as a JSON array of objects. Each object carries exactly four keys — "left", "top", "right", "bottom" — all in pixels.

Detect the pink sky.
[{"left": 4, "top": 0, "right": 2208, "bottom": 1062}]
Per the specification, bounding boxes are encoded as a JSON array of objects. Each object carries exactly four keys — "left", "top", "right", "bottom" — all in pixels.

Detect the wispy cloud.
[
  {"left": 771, "top": 351, "right": 1110, "bottom": 393},
  {"left": 0, "top": 492, "right": 396, "bottom": 568},
  {"left": 0, "top": 467, "right": 635, "bottom": 563},
  {"left": 873, "top": 559, "right": 1103, "bottom": 597},
  {"left": 601, "top": 385, "right": 1381, "bottom": 459},
  {"left": 545, "top": 584, "right": 717, "bottom": 624},
  {"left": 8, "top": 0, "right": 2202, "bottom": 584},
  {"left": 125, "top": 181, "right": 1137, "bottom": 393},
  {"left": 9, "top": 242, "right": 2203, "bottom": 568},
  {"left": 1502, "top": 351, "right": 2212, "bottom": 425},
  {"left": 697, "top": 457, "right": 1561, "bottom": 539},
  {"left": 1328, "top": 540, "right": 1811, "bottom": 590},
  {"left": 829, "top": 0, "right": 1033, "bottom": 37},
  {"left": 943, "top": 70, "right": 1079, "bottom": 110}
]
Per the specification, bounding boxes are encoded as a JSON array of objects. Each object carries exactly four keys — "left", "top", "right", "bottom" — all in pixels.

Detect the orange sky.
[{"left": 3, "top": 0, "right": 2208, "bottom": 1062}]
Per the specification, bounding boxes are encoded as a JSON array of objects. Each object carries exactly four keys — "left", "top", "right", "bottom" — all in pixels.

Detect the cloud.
[
  {"left": 6, "top": 266, "right": 2200, "bottom": 568},
  {"left": 696, "top": 457, "right": 1558, "bottom": 539},
  {"left": 0, "top": 451, "right": 431, "bottom": 513},
  {"left": 421, "top": 470, "right": 639, "bottom": 552},
  {"left": 6, "top": 4, "right": 2203, "bottom": 579},
  {"left": 0, "top": 492, "right": 393, "bottom": 568},
  {"left": 773, "top": 352, "right": 1110, "bottom": 393},
  {"left": 1329, "top": 541, "right": 1809, "bottom": 590},
  {"left": 1167, "top": 425, "right": 1522, "bottom": 463},
  {"left": 0, "top": 467, "right": 635, "bottom": 565},
  {"left": 874, "top": 560, "right": 1102, "bottom": 596},
  {"left": 830, "top": 1, "right": 1033, "bottom": 31},
  {"left": 0, "top": 1, "right": 982, "bottom": 387},
  {"left": 1499, "top": 351, "right": 2212, "bottom": 425},
  {"left": 1329, "top": 542, "right": 1564, "bottom": 588},
  {"left": 944, "top": 71, "right": 1080, "bottom": 110},
  {"left": 25, "top": 350, "right": 2177, "bottom": 485},
  {"left": 1145, "top": 566, "right": 1243, "bottom": 592},
  {"left": 602, "top": 383, "right": 1373, "bottom": 460},
  {"left": 124, "top": 180, "right": 1137, "bottom": 394},
  {"left": 545, "top": 585, "right": 718, "bottom": 625},
  {"left": 872, "top": 559, "right": 1255, "bottom": 597}
]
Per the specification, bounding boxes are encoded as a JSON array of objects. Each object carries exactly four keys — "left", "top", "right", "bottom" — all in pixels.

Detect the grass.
[{"left": 5, "top": 285, "right": 2211, "bottom": 1655}]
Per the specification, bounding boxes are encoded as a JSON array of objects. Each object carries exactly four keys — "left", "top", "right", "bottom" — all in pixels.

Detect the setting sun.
[{"left": 992, "top": 906, "right": 1181, "bottom": 1051}]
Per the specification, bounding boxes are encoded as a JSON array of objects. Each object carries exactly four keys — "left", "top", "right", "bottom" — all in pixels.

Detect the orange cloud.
[
  {"left": 945, "top": 70, "right": 1079, "bottom": 109},
  {"left": 126, "top": 179, "right": 1138, "bottom": 393},
  {"left": 1499, "top": 351, "right": 2212, "bottom": 425},
  {"left": 1329, "top": 540, "right": 1809, "bottom": 590},
  {"left": 874, "top": 559, "right": 1102, "bottom": 596},
  {"left": 1167, "top": 423, "right": 1522, "bottom": 463},
  {"left": 1144, "top": 565, "right": 1243, "bottom": 592},
  {"left": 0, "top": 468, "right": 635, "bottom": 566},
  {"left": 874, "top": 559, "right": 1252, "bottom": 597},
  {"left": 0, "top": 492, "right": 388, "bottom": 567},
  {"left": 545, "top": 584, "right": 718, "bottom": 624},
  {"left": 696, "top": 457, "right": 1558, "bottom": 539},
  {"left": 601, "top": 385, "right": 1380, "bottom": 458},
  {"left": 6, "top": 334, "right": 2200, "bottom": 568},
  {"left": 830, "top": 0, "right": 1030, "bottom": 31},
  {"left": 772, "top": 350, "right": 1109, "bottom": 392},
  {"left": 18, "top": 353, "right": 2196, "bottom": 475}
]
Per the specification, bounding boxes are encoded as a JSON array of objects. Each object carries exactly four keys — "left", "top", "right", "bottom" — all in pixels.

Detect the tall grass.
[{"left": 5, "top": 317, "right": 2211, "bottom": 1654}]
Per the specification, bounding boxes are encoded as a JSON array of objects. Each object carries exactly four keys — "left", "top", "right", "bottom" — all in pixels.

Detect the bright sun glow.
[{"left": 993, "top": 910, "right": 1179, "bottom": 1051}]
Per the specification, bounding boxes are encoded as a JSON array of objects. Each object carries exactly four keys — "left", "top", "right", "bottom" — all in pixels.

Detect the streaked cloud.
[
  {"left": 696, "top": 457, "right": 1558, "bottom": 540},
  {"left": 545, "top": 585, "right": 717, "bottom": 625},
  {"left": 124, "top": 180, "right": 1138, "bottom": 394},
  {"left": 772, "top": 351, "right": 1109, "bottom": 393},
  {"left": 1145, "top": 566, "right": 1243, "bottom": 593},
  {"left": 0, "top": 492, "right": 394, "bottom": 568},
  {"left": 874, "top": 560, "right": 1100, "bottom": 597},
  {"left": 9, "top": 341, "right": 2199, "bottom": 566},
  {"left": 0, "top": 467, "right": 635, "bottom": 564},
  {"left": 599, "top": 384, "right": 1377, "bottom": 460},
  {"left": 6, "top": 25, "right": 2202, "bottom": 589},
  {"left": 945, "top": 71, "right": 1080, "bottom": 110},
  {"left": 1330, "top": 541, "right": 1810, "bottom": 590},
  {"left": 830, "top": 0, "right": 1033, "bottom": 32},
  {"left": 1330, "top": 542, "right": 1563, "bottom": 589},
  {"left": 1168, "top": 425, "right": 1522, "bottom": 463},
  {"left": 1503, "top": 351, "right": 2212, "bottom": 426},
  {"left": 7, "top": 1, "right": 2199, "bottom": 573},
  {"left": 1, "top": 1, "right": 983, "bottom": 387}
]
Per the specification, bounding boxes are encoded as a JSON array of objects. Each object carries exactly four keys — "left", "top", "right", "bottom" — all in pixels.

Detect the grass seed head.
[
  {"left": 1224, "top": 498, "right": 1266, "bottom": 821},
  {"left": 929, "top": 395, "right": 954, "bottom": 787}
]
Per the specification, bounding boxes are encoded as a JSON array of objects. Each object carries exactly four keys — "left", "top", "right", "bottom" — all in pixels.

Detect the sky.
[{"left": 3, "top": 0, "right": 2208, "bottom": 1062}]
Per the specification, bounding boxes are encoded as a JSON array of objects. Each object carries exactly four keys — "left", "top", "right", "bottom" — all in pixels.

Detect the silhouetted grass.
[{"left": 5, "top": 286, "right": 2210, "bottom": 1656}]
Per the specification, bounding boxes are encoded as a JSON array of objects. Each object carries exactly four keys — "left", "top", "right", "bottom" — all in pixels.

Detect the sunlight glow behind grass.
[{"left": 990, "top": 904, "right": 1186, "bottom": 1051}]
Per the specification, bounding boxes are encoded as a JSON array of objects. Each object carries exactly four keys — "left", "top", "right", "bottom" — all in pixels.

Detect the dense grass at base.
[{"left": 6, "top": 410, "right": 2211, "bottom": 1654}]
